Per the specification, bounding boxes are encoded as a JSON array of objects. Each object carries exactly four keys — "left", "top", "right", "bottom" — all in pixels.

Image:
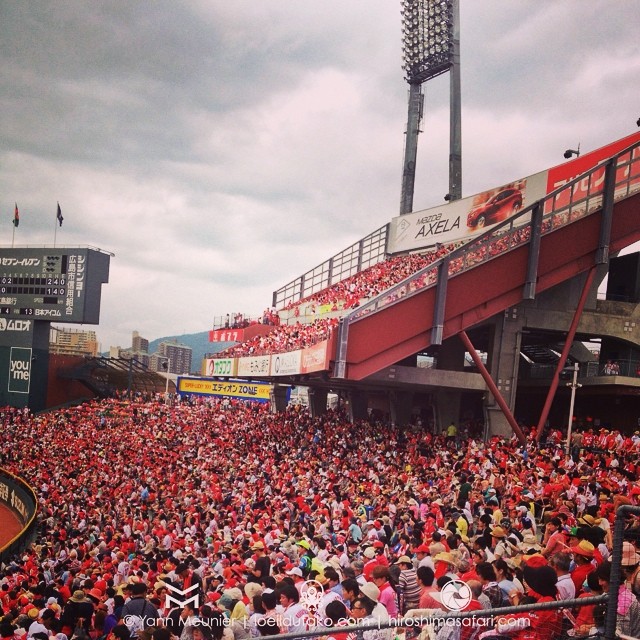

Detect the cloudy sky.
[{"left": 1, "top": 1, "right": 639, "bottom": 351}]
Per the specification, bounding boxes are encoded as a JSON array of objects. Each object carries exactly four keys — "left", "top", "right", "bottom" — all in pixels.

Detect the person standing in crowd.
[
  {"left": 60, "top": 590, "right": 94, "bottom": 636},
  {"left": 118, "top": 583, "right": 159, "bottom": 637},
  {"left": 395, "top": 556, "right": 420, "bottom": 614},
  {"left": 541, "top": 517, "right": 569, "bottom": 558},
  {"left": 277, "top": 583, "right": 307, "bottom": 635},
  {"left": 249, "top": 542, "right": 271, "bottom": 584},
  {"left": 596, "top": 560, "right": 640, "bottom": 638},
  {"left": 370, "top": 566, "right": 398, "bottom": 618}
]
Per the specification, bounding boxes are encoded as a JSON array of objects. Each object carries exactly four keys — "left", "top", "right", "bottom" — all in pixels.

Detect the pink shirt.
[{"left": 378, "top": 583, "right": 399, "bottom": 617}]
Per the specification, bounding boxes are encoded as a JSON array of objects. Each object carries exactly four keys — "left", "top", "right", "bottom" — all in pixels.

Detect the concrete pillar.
[
  {"left": 270, "top": 385, "right": 290, "bottom": 413},
  {"left": 389, "top": 391, "right": 414, "bottom": 426},
  {"left": 434, "top": 389, "right": 462, "bottom": 434},
  {"left": 308, "top": 388, "right": 328, "bottom": 418},
  {"left": 485, "top": 309, "right": 523, "bottom": 438},
  {"left": 486, "top": 407, "right": 513, "bottom": 439},
  {"left": 347, "top": 389, "right": 369, "bottom": 422}
]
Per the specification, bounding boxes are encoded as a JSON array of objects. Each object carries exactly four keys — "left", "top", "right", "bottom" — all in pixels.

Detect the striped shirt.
[{"left": 398, "top": 568, "right": 421, "bottom": 613}]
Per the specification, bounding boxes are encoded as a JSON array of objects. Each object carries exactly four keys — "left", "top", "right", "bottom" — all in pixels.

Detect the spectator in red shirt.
[{"left": 541, "top": 517, "right": 569, "bottom": 558}]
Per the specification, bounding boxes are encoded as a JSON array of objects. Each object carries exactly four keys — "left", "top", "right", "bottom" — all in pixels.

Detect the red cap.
[{"left": 524, "top": 554, "right": 547, "bottom": 568}]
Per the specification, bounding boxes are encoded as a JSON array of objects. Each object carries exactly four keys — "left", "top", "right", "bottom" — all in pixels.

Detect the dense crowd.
[
  {"left": 216, "top": 319, "right": 338, "bottom": 359},
  {"left": 283, "top": 244, "right": 462, "bottom": 314},
  {"left": 0, "top": 398, "right": 640, "bottom": 640},
  {"left": 218, "top": 246, "right": 462, "bottom": 359},
  {"left": 279, "top": 205, "right": 584, "bottom": 323},
  {"left": 218, "top": 211, "right": 587, "bottom": 358},
  {"left": 344, "top": 213, "right": 589, "bottom": 322}
]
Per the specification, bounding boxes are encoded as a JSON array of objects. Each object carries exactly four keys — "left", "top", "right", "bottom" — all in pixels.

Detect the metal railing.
[
  {"left": 212, "top": 314, "right": 268, "bottom": 330},
  {"left": 235, "top": 595, "right": 607, "bottom": 640},
  {"left": 524, "top": 358, "right": 640, "bottom": 380},
  {"left": 341, "top": 138, "right": 640, "bottom": 325},
  {"left": 272, "top": 224, "right": 389, "bottom": 309}
]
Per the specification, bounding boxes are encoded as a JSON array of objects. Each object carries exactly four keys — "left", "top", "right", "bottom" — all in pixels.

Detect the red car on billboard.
[{"left": 466, "top": 187, "right": 523, "bottom": 228}]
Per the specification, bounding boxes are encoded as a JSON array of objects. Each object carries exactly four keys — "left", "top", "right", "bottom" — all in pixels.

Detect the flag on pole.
[
  {"left": 57, "top": 202, "right": 63, "bottom": 227},
  {"left": 13, "top": 203, "right": 19, "bottom": 227}
]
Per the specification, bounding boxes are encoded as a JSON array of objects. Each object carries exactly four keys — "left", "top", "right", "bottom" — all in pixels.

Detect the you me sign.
[{"left": 8, "top": 347, "right": 31, "bottom": 394}]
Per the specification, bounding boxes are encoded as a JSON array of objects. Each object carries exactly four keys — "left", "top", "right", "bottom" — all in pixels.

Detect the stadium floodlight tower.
[{"left": 399, "top": 0, "right": 461, "bottom": 214}]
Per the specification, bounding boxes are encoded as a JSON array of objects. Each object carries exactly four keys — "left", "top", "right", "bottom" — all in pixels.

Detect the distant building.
[
  {"left": 150, "top": 340, "right": 192, "bottom": 375},
  {"left": 110, "top": 330, "right": 151, "bottom": 367},
  {"left": 50, "top": 326, "right": 99, "bottom": 357},
  {"left": 131, "top": 330, "right": 149, "bottom": 354}
]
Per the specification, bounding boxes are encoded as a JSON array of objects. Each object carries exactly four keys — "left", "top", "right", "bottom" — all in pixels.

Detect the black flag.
[{"left": 57, "top": 203, "right": 63, "bottom": 227}]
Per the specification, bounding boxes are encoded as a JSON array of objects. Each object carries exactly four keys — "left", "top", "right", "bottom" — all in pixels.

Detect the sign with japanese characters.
[
  {"left": 0, "top": 248, "right": 110, "bottom": 324},
  {"left": 177, "top": 377, "right": 273, "bottom": 402}
]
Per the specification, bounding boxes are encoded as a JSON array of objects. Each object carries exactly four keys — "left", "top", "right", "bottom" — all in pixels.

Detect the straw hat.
[
  {"left": 519, "top": 533, "right": 541, "bottom": 552},
  {"left": 571, "top": 540, "right": 595, "bottom": 558},
  {"left": 433, "top": 552, "right": 457, "bottom": 566}
]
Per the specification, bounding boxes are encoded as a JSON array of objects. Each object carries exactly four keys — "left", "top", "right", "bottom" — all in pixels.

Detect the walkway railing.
[
  {"left": 524, "top": 358, "right": 640, "bottom": 381},
  {"left": 342, "top": 138, "right": 640, "bottom": 325},
  {"left": 247, "top": 595, "right": 607, "bottom": 640},
  {"left": 272, "top": 224, "right": 389, "bottom": 309}
]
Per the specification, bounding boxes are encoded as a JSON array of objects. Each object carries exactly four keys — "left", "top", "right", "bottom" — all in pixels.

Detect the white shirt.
[
  {"left": 372, "top": 603, "right": 393, "bottom": 640},
  {"left": 28, "top": 621, "right": 48, "bottom": 637},
  {"left": 318, "top": 590, "right": 342, "bottom": 619},
  {"left": 556, "top": 573, "right": 576, "bottom": 600},
  {"left": 283, "top": 602, "right": 307, "bottom": 634}
]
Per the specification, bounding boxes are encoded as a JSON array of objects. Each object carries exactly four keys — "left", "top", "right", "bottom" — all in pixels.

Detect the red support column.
[
  {"left": 535, "top": 267, "right": 597, "bottom": 443},
  {"left": 459, "top": 330, "right": 527, "bottom": 446}
]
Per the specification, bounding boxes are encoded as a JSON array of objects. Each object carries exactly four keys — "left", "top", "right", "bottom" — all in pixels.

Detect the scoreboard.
[{"left": 0, "top": 247, "right": 110, "bottom": 324}]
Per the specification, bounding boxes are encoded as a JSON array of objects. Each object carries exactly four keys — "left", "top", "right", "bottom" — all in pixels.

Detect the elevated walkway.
[
  {"left": 206, "top": 133, "right": 640, "bottom": 432},
  {"left": 334, "top": 139, "right": 640, "bottom": 381}
]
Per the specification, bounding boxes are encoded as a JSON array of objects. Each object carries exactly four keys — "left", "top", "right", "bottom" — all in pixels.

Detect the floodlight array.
[{"left": 400, "top": 0, "right": 454, "bottom": 84}]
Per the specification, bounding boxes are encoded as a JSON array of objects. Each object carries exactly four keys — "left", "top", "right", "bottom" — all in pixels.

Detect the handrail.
[
  {"left": 524, "top": 358, "right": 640, "bottom": 380},
  {"left": 342, "top": 138, "right": 640, "bottom": 326},
  {"left": 245, "top": 595, "right": 608, "bottom": 640},
  {"left": 272, "top": 224, "right": 389, "bottom": 309}
]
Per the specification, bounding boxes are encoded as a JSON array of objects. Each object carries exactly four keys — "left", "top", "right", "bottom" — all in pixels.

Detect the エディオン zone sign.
[{"left": 177, "top": 377, "right": 272, "bottom": 402}]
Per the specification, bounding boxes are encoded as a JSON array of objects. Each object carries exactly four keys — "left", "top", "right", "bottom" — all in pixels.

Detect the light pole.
[
  {"left": 399, "top": 0, "right": 460, "bottom": 212},
  {"left": 565, "top": 363, "right": 582, "bottom": 456},
  {"left": 160, "top": 356, "right": 172, "bottom": 403}
]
